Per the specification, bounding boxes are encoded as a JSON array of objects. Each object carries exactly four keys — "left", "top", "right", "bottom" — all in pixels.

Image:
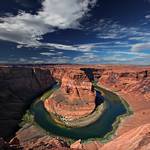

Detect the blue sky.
[{"left": 0, "top": 0, "right": 150, "bottom": 64}]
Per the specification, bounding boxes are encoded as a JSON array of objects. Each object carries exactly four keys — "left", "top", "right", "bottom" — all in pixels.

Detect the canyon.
[{"left": 0, "top": 64, "right": 150, "bottom": 149}]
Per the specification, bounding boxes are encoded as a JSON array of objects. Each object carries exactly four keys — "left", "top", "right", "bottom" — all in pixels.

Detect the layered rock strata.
[{"left": 44, "top": 69, "right": 96, "bottom": 121}]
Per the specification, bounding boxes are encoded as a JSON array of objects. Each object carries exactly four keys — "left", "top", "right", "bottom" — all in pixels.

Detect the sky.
[{"left": 0, "top": 0, "right": 150, "bottom": 64}]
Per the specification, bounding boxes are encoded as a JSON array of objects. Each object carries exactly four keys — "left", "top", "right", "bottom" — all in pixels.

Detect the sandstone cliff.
[
  {"left": 44, "top": 69, "right": 96, "bottom": 120},
  {"left": 99, "top": 67, "right": 150, "bottom": 100},
  {"left": 0, "top": 66, "right": 55, "bottom": 138}
]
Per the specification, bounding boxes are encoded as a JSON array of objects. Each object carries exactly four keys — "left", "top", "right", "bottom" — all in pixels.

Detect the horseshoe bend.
[
  {"left": 0, "top": 64, "right": 150, "bottom": 150},
  {"left": 43, "top": 69, "right": 106, "bottom": 127}
]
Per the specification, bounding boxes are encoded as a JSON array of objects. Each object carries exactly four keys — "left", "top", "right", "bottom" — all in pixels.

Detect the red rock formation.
[
  {"left": 101, "top": 124, "right": 150, "bottom": 150},
  {"left": 99, "top": 67, "right": 150, "bottom": 98},
  {"left": 14, "top": 124, "right": 75, "bottom": 150},
  {"left": 0, "top": 64, "right": 150, "bottom": 150},
  {"left": 71, "top": 124, "right": 150, "bottom": 150},
  {"left": 44, "top": 69, "right": 96, "bottom": 120}
]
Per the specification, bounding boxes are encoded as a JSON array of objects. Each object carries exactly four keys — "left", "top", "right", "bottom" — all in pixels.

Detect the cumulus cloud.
[
  {"left": 0, "top": 0, "right": 97, "bottom": 46},
  {"left": 131, "top": 43, "right": 150, "bottom": 52}
]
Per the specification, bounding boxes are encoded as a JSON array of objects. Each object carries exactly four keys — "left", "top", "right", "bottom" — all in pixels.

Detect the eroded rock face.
[
  {"left": 44, "top": 69, "right": 96, "bottom": 120},
  {"left": 101, "top": 124, "right": 150, "bottom": 150},
  {"left": 0, "top": 66, "right": 55, "bottom": 138},
  {"left": 71, "top": 124, "right": 150, "bottom": 150},
  {"left": 99, "top": 68, "right": 150, "bottom": 101},
  {"left": 14, "top": 123, "right": 76, "bottom": 150}
]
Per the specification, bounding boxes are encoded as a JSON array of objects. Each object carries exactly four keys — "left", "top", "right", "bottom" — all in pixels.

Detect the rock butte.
[
  {"left": 0, "top": 64, "right": 150, "bottom": 150},
  {"left": 44, "top": 69, "right": 96, "bottom": 121}
]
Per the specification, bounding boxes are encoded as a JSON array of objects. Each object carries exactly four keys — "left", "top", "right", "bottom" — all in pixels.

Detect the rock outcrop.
[
  {"left": 100, "top": 123, "right": 150, "bottom": 150},
  {"left": 99, "top": 67, "right": 150, "bottom": 100},
  {"left": 44, "top": 69, "right": 96, "bottom": 121},
  {"left": 0, "top": 137, "right": 22, "bottom": 150},
  {"left": 71, "top": 124, "right": 150, "bottom": 150},
  {"left": 14, "top": 124, "right": 74, "bottom": 150}
]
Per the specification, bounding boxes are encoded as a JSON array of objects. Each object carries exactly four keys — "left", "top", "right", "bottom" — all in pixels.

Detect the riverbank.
[
  {"left": 115, "top": 91, "right": 150, "bottom": 137},
  {"left": 77, "top": 82, "right": 150, "bottom": 149},
  {"left": 98, "top": 82, "right": 150, "bottom": 138},
  {"left": 81, "top": 83, "right": 133, "bottom": 143},
  {"left": 16, "top": 81, "right": 133, "bottom": 150},
  {"left": 27, "top": 82, "right": 131, "bottom": 142},
  {"left": 49, "top": 102, "right": 106, "bottom": 128},
  {"left": 44, "top": 82, "right": 107, "bottom": 128}
]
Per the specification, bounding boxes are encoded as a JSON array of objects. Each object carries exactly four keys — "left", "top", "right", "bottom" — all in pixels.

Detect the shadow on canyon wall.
[
  {"left": 80, "top": 68, "right": 94, "bottom": 82},
  {"left": 95, "top": 90, "right": 104, "bottom": 107},
  {"left": 81, "top": 68, "right": 104, "bottom": 107},
  {"left": 0, "top": 66, "right": 56, "bottom": 139}
]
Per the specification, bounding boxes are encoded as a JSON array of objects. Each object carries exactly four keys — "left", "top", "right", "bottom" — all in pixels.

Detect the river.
[{"left": 30, "top": 83, "right": 131, "bottom": 140}]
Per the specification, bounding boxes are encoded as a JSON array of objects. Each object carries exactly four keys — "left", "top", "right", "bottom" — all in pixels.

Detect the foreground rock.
[
  {"left": 0, "top": 137, "right": 22, "bottom": 150},
  {"left": 71, "top": 124, "right": 150, "bottom": 150},
  {"left": 101, "top": 123, "right": 150, "bottom": 150},
  {"left": 14, "top": 124, "right": 69, "bottom": 150}
]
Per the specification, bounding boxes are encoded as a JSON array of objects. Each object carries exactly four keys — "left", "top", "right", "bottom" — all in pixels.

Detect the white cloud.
[
  {"left": 34, "top": 56, "right": 70, "bottom": 64},
  {"left": 0, "top": 0, "right": 97, "bottom": 46},
  {"left": 19, "top": 58, "right": 27, "bottom": 62},
  {"left": 93, "top": 19, "right": 129, "bottom": 39},
  {"left": 145, "top": 14, "right": 150, "bottom": 19},
  {"left": 40, "top": 51, "right": 63, "bottom": 56},
  {"left": 73, "top": 50, "right": 150, "bottom": 64},
  {"left": 129, "top": 36, "right": 145, "bottom": 41},
  {"left": 93, "top": 19, "right": 150, "bottom": 42},
  {"left": 73, "top": 53, "right": 101, "bottom": 63},
  {"left": 40, "top": 52, "right": 55, "bottom": 56},
  {"left": 131, "top": 43, "right": 150, "bottom": 52},
  {"left": 31, "top": 42, "right": 99, "bottom": 52}
]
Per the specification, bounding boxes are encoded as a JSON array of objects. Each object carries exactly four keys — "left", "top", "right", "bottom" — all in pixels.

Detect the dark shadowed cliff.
[{"left": 0, "top": 66, "right": 55, "bottom": 138}]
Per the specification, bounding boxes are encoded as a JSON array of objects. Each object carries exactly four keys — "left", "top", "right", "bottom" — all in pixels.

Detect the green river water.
[{"left": 30, "top": 84, "right": 132, "bottom": 140}]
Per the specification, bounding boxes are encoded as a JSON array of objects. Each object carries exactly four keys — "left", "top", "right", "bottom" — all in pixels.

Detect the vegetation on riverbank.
[{"left": 19, "top": 110, "right": 34, "bottom": 127}]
